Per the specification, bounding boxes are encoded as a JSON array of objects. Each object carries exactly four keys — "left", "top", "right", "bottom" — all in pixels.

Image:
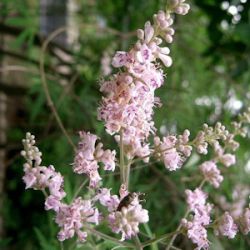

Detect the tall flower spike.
[{"left": 98, "top": 5, "right": 190, "bottom": 160}]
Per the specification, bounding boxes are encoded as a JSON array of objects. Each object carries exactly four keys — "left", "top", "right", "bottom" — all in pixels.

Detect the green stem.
[
  {"left": 141, "top": 230, "right": 179, "bottom": 248},
  {"left": 165, "top": 211, "right": 189, "bottom": 250},
  {"left": 125, "top": 161, "right": 132, "bottom": 188},
  {"left": 72, "top": 179, "right": 88, "bottom": 201},
  {"left": 119, "top": 129, "right": 126, "bottom": 184},
  {"left": 134, "top": 235, "right": 143, "bottom": 250},
  {"left": 84, "top": 225, "right": 134, "bottom": 248},
  {"left": 60, "top": 242, "right": 64, "bottom": 250}
]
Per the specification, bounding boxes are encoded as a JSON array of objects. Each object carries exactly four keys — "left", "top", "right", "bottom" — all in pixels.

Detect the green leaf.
[{"left": 34, "top": 227, "right": 57, "bottom": 250}]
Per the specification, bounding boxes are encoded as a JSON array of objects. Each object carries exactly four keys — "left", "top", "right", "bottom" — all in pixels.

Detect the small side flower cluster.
[
  {"left": 193, "top": 122, "right": 239, "bottom": 155},
  {"left": 182, "top": 188, "right": 212, "bottom": 250},
  {"left": 73, "top": 131, "right": 116, "bottom": 187},
  {"left": 154, "top": 129, "right": 192, "bottom": 171},
  {"left": 98, "top": 1, "right": 190, "bottom": 160},
  {"left": 96, "top": 186, "right": 149, "bottom": 240},
  {"left": 199, "top": 161, "right": 223, "bottom": 188},
  {"left": 21, "top": 133, "right": 100, "bottom": 242},
  {"left": 21, "top": 133, "right": 66, "bottom": 211}
]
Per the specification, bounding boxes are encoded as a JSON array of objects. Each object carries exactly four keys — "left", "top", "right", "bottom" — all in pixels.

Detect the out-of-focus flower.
[
  {"left": 214, "top": 212, "right": 238, "bottom": 239},
  {"left": 239, "top": 208, "right": 250, "bottom": 235},
  {"left": 199, "top": 161, "right": 223, "bottom": 188}
]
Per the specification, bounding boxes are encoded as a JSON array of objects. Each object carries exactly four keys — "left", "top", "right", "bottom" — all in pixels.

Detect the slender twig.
[
  {"left": 84, "top": 225, "right": 134, "bottom": 248},
  {"left": 42, "top": 189, "right": 48, "bottom": 198},
  {"left": 60, "top": 242, "right": 64, "bottom": 250},
  {"left": 44, "top": 73, "right": 79, "bottom": 136},
  {"left": 40, "top": 27, "right": 77, "bottom": 150},
  {"left": 141, "top": 231, "right": 180, "bottom": 248},
  {"left": 72, "top": 179, "right": 88, "bottom": 201},
  {"left": 119, "top": 129, "right": 125, "bottom": 184},
  {"left": 170, "top": 246, "right": 181, "bottom": 250},
  {"left": 134, "top": 235, "right": 143, "bottom": 250},
  {"left": 165, "top": 211, "right": 189, "bottom": 250},
  {"left": 165, "top": 180, "right": 207, "bottom": 250}
]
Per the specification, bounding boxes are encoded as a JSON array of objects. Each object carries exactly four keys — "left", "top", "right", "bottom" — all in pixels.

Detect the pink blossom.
[
  {"left": 135, "top": 43, "right": 153, "bottom": 63},
  {"left": 23, "top": 165, "right": 65, "bottom": 199},
  {"left": 112, "top": 51, "right": 131, "bottom": 68},
  {"left": 193, "top": 204, "right": 212, "bottom": 226},
  {"left": 182, "top": 219, "right": 209, "bottom": 250},
  {"left": 214, "top": 212, "right": 238, "bottom": 239},
  {"left": 108, "top": 203, "right": 149, "bottom": 240},
  {"left": 200, "top": 161, "right": 223, "bottom": 188},
  {"left": 163, "top": 149, "right": 182, "bottom": 171},
  {"left": 177, "top": 129, "right": 192, "bottom": 157},
  {"left": 96, "top": 186, "right": 149, "bottom": 240},
  {"left": 98, "top": 5, "right": 190, "bottom": 161},
  {"left": 154, "top": 135, "right": 183, "bottom": 171},
  {"left": 185, "top": 188, "right": 207, "bottom": 211},
  {"left": 95, "top": 188, "right": 120, "bottom": 212},
  {"left": 183, "top": 188, "right": 212, "bottom": 250},
  {"left": 98, "top": 148, "right": 116, "bottom": 171},
  {"left": 45, "top": 195, "right": 62, "bottom": 212},
  {"left": 73, "top": 131, "right": 116, "bottom": 187},
  {"left": 219, "top": 154, "right": 236, "bottom": 167},
  {"left": 55, "top": 198, "right": 100, "bottom": 242}
]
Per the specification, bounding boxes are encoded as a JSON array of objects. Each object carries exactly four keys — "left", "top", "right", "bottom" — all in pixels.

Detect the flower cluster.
[
  {"left": 154, "top": 129, "right": 192, "bottom": 171},
  {"left": 182, "top": 188, "right": 212, "bottom": 249},
  {"left": 96, "top": 186, "right": 149, "bottom": 240},
  {"left": 98, "top": 2, "right": 190, "bottom": 160},
  {"left": 193, "top": 122, "right": 239, "bottom": 155},
  {"left": 55, "top": 197, "right": 100, "bottom": 242},
  {"left": 21, "top": 133, "right": 66, "bottom": 211},
  {"left": 21, "top": 133, "right": 100, "bottom": 242},
  {"left": 73, "top": 131, "right": 116, "bottom": 187},
  {"left": 199, "top": 161, "right": 223, "bottom": 188}
]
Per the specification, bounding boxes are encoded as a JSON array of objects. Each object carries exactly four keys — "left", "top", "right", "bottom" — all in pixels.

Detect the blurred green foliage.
[{"left": 1, "top": 0, "right": 250, "bottom": 249}]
